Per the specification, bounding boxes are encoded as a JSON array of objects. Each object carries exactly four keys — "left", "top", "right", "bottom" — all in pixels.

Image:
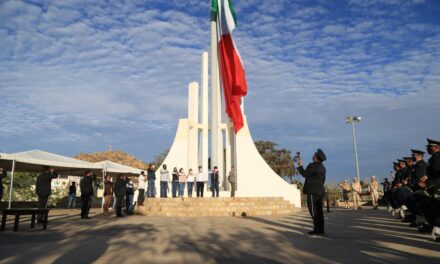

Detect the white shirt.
[
  {"left": 187, "top": 173, "right": 196, "bottom": 183},
  {"left": 196, "top": 171, "right": 207, "bottom": 182},
  {"left": 138, "top": 174, "right": 146, "bottom": 189},
  {"left": 160, "top": 169, "right": 170, "bottom": 182}
]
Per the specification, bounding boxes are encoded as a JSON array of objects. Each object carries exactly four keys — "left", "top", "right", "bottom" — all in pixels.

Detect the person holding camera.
[
  {"left": 36, "top": 166, "right": 59, "bottom": 223},
  {"left": 297, "top": 149, "right": 327, "bottom": 235},
  {"left": 80, "top": 170, "right": 97, "bottom": 219}
]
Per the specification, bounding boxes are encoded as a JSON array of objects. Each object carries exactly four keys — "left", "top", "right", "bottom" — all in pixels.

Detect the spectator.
[
  {"left": 80, "top": 171, "right": 97, "bottom": 219},
  {"left": 114, "top": 174, "right": 126, "bottom": 217},
  {"left": 103, "top": 176, "right": 113, "bottom": 214},
  {"left": 67, "top": 182, "right": 77, "bottom": 209},
  {"left": 126, "top": 177, "right": 134, "bottom": 215},
  {"left": 137, "top": 171, "right": 146, "bottom": 206},
  {"left": 147, "top": 164, "right": 156, "bottom": 198},
  {"left": 178, "top": 168, "right": 186, "bottom": 198},
  {"left": 172, "top": 167, "right": 179, "bottom": 198},
  {"left": 187, "top": 169, "right": 196, "bottom": 197},
  {"left": 368, "top": 176, "right": 379, "bottom": 209},
  {"left": 160, "top": 164, "right": 170, "bottom": 198},
  {"left": 196, "top": 166, "right": 207, "bottom": 197},
  {"left": 338, "top": 180, "right": 350, "bottom": 209},
  {"left": 228, "top": 166, "right": 237, "bottom": 197},
  {"left": 211, "top": 166, "right": 220, "bottom": 197},
  {"left": 352, "top": 178, "right": 362, "bottom": 210},
  {"left": 36, "top": 166, "right": 58, "bottom": 223}
]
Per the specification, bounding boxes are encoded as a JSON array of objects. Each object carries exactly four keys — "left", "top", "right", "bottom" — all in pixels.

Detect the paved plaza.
[{"left": 0, "top": 207, "right": 439, "bottom": 264}]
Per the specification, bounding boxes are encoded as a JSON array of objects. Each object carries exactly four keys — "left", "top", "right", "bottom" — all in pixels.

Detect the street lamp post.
[{"left": 346, "top": 116, "right": 362, "bottom": 182}]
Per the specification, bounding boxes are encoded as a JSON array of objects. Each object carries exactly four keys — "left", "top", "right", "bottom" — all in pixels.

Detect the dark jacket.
[
  {"left": 211, "top": 171, "right": 219, "bottom": 183},
  {"left": 69, "top": 185, "right": 77, "bottom": 195},
  {"left": 427, "top": 152, "right": 440, "bottom": 195},
  {"left": 298, "top": 162, "right": 326, "bottom": 196},
  {"left": 36, "top": 171, "right": 58, "bottom": 197},
  {"left": 80, "top": 175, "right": 97, "bottom": 196},
  {"left": 172, "top": 172, "right": 179, "bottom": 181},
  {"left": 114, "top": 178, "right": 127, "bottom": 197},
  {"left": 410, "top": 160, "right": 427, "bottom": 190},
  {"left": 147, "top": 169, "right": 156, "bottom": 180}
]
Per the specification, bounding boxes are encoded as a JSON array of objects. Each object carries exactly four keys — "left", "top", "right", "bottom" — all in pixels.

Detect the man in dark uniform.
[
  {"left": 36, "top": 166, "right": 58, "bottom": 222},
  {"left": 423, "top": 139, "right": 440, "bottom": 231},
  {"left": 114, "top": 174, "right": 127, "bottom": 217},
  {"left": 80, "top": 170, "right": 97, "bottom": 219},
  {"left": 410, "top": 149, "right": 427, "bottom": 191},
  {"left": 297, "top": 149, "right": 326, "bottom": 235},
  {"left": 0, "top": 167, "right": 7, "bottom": 206},
  {"left": 404, "top": 157, "right": 415, "bottom": 186}
]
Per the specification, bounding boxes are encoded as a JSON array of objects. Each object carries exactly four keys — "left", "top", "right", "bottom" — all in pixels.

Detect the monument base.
[{"left": 136, "top": 197, "right": 301, "bottom": 217}]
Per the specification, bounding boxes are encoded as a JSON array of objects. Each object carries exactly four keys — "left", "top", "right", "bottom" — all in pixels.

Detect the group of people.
[
  {"left": 136, "top": 164, "right": 237, "bottom": 200},
  {"left": 382, "top": 138, "right": 440, "bottom": 237},
  {"left": 338, "top": 176, "right": 380, "bottom": 210}
]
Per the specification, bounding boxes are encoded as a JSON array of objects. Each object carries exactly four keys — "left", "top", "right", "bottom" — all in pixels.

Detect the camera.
[{"left": 293, "top": 151, "right": 301, "bottom": 162}]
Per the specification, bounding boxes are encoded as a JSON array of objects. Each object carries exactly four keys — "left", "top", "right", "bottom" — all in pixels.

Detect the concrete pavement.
[{"left": 0, "top": 207, "right": 439, "bottom": 264}]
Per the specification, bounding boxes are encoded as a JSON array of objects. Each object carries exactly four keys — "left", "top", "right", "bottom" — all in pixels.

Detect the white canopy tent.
[
  {"left": 95, "top": 160, "right": 143, "bottom": 177},
  {"left": 0, "top": 150, "right": 145, "bottom": 209},
  {"left": 0, "top": 150, "right": 101, "bottom": 209}
]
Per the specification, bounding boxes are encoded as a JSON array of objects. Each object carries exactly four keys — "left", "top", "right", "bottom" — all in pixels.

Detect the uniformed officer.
[
  {"left": 297, "top": 149, "right": 326, "bottom": 235},
  {"left": 80, "top": 170, "right": 97, "bottom": 219},
  {"left": 424, "top": 139, "right": 440, "bottom": 195},
  {"left": 410, "top": 149, "right": 427, "bottom": 191},
  {"left": 36, "top": 166, "right": 59, "bottom": 222}
]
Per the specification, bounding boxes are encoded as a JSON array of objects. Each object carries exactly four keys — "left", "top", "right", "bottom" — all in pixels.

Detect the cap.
[
  {"left": 315, "top": 149, "right": 327, "bottom": 161},
  {"left": 403, "top": 157, "right": 413, "bottom": 160},
  {"left": 398, "top": 159, "right": 406, "bottom": 163},
  {"left": 411, "top": 149, "right": 425, "bottom": 155},
  {"left": 393, "top": 162, "right": 399, "bottom": 165},
  {"left": 426, "top": 138, "right": 440, "bottom": 147},
  {"left": 371, "top": 175, "right": 376, "bottom": 179}
]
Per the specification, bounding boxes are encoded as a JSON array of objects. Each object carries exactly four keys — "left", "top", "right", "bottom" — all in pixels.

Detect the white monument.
[{"left": 155, "top": 5, "right": 301, "bottom": 208}]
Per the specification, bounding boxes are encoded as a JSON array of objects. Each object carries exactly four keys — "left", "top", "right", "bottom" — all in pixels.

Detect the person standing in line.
[
  {"left": 338, "top": 180, "right": 351, "bottom": 209},
  {"left": 187, "top": 169, "right": 196, "bottom": 197},
  {"left": 36, "top": 166, "right": 58, "bottom": 223},
  {"left": 410, "top": 149, "right": 427, "bottom": 191},
  {"left": 103, "top": 176, "right": 113, "bottom": 214},
  {"left": 172, "top": 167, "right": 179, "bottom": 198},
  {"left": 211, "top": 166, "right": 220, "bottom": 197},
  {"left": 160, "top": 164, "right": 170, "bottom": 198},
  {"left": 125, "top": 177, "right": 134, "bottom": 215},
  {"left": 80, "top": 171, "right": 97, "bottom": 219},
  {"left": 228, "top": 166, "right": 237, "bottom": 197},
  {"left": 178, "top": 168, "right": 186, "bottom": 198},
  {"left": 147, "top": 164, "right": 156, "bottom": 198},
  {"left": 137, "top": 171, "right": 146, "bottom": 205},
  {"left": 196, "top": 166, "right": 207, "bottom": 197},
  {"left": 67, "top": 182, "right": 77, "bottom": 209},
  {"left": 297, "top": 149, "right": 327, "bottom": 235},
  {"left": 352, "top": 178, "right": 362, "bottom": 210},
  {"left": 114, "top": 174, "right": 126, "bottom": 217},
  {"left": 368, "top": 176, "right": 379, "bottom": 209},
  {"left": 0, "top": 167, "right": 7, "bottom": 206}
]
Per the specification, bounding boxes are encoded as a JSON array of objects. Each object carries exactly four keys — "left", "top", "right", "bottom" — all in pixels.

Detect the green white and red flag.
[{"left": 212, "top": 0, "right": 247, "bottom": 133}]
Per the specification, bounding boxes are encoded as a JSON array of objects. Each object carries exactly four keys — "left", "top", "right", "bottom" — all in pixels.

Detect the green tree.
[
  {"left": 152, "top": 149, "right": 169, "bottom": 167},
  {"left": 2, "top": 172, "right": 38, "bottom": 201},
  {"left": 254, "top": 140, "right": 297, "bottom": 183}
]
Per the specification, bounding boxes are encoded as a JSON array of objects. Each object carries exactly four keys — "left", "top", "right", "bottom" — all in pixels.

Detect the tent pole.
[{"left": 8, "top": 159, "right": 16, "bottom": 209}]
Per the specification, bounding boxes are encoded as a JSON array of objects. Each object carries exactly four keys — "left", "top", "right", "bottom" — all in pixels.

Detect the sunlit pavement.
[{"left": 0, "top": 207, "right": 439, "bottom": 264}]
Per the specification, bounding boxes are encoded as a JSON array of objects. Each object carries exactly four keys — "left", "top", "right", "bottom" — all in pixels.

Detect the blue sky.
[{"left": 1, "top": 0, "right": 439, "bottom": 184}]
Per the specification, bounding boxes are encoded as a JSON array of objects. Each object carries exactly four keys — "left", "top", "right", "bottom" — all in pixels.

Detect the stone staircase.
[{"left": 135, "top": 197, "right": 301, "bottom": 217}]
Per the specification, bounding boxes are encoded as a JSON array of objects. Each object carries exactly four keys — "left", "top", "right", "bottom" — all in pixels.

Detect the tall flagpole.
[{"left": 210, "top": 4, "right": 221, "bottom": 172}]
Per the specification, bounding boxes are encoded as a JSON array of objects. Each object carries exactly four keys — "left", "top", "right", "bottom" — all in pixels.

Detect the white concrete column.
[
  {"left": 200, "top": 52, "right": 209, "bottom": 172},
  {"left": 188, "top": 82, "right": 199, "bottom": 172}
]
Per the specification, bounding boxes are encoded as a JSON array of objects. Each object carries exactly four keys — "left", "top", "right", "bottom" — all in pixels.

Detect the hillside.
[{"left": 75, "top": 150, "right": 149, "bottom": 170}]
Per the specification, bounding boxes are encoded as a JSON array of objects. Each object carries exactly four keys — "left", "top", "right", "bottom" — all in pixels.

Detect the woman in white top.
[
  {"left": 178, "top": 168, "right": 186, "bottom": 198},
  {"left": 186, "top": 169, "right": 196, "bottom": 197},
  {"left": 196, "top": 166, "right": 207, "bottom": 197}
]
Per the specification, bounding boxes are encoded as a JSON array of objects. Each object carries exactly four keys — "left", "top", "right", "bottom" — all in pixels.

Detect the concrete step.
[{"left": 135, "top": 197, "right": 300, "bottom": 217}]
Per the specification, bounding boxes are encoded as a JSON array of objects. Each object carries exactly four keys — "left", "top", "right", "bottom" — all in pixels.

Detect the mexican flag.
[{"left": 212, "top": 0, "right": 247, "bottom": 133}]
